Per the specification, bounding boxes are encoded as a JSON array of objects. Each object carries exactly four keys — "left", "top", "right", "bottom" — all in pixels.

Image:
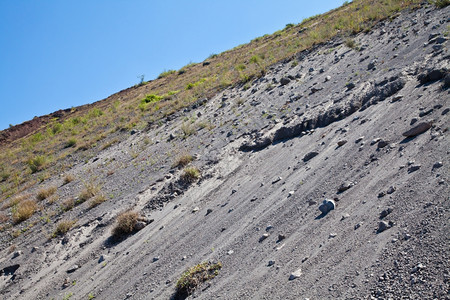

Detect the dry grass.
[
  {"left": 53, "top": 219, "right": 76, "bottom": 237},
  {"left": 175, "top": 262, "right": 222, "bottom": 296},
  {"left": 63, "top": 174, "right": 75, "bottom": 184},
  {"left": 0, "top": 212, "right": 9, "bottom": 223},
  {"left": 173, "top": 154, "right": 194, "bottom": 168},
  {"left": 2, "top": 194, "right": 29, "bottom": 210},
  {"left": 36, "top": 186, "right": 57, "bottom": 201},
  {"left": 61, "top": 198, "right": 75, "bottom": 212},
  {"left": 78, "top": 182, "right": 101, "bottom": 203},
  {"left": 112, "top": 210, "right": 139, "bottom": 237},
  {"left": 181, "top": 167, "right": 201, "bottom": 183},
  {"left": 12, "top": 199, "right": 37, "bottom": 224},
  {"left": 89, "top": 194, "right": 107, "bottom": 209}
]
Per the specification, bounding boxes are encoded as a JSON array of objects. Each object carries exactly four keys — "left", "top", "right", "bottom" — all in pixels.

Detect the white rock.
[{"left": 289, "top": 268, "right": 302, "bottom": 280}]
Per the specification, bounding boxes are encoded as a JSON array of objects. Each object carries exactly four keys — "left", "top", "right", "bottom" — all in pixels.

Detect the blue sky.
[{"left": 0, "top": 0, "right": 344, "bottom": 130}]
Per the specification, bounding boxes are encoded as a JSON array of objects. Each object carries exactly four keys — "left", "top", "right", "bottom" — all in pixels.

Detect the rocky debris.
[
  {"left": 377, "top": 220, "right": 394, "bottom": 233},
  {"left": 280, "top": 77, "right": 291, "bottom": 86},
  {"left": 346, "top": 82, "right": 356, "bottom": 90},
  {"left": 259, "top": 233, "right": 270, "bottom": 242},
  {"left": 67, "top": 265, "right": 79, "bottom": 274},
  {"left": 341, "top": 213, "right": 350, "bottom": 220},
  {"left": 355, "top": 136, "right": 364, "bottom": 143},
  {"left": 418, "top": 67, "right": 448, "bottom": 84},
  {"left": 408, "top": 164, "right": 421, "bottom": 173},
  {"left": 329, "top": 233, "right": 337, "bottom": 238},
  {"left": 380, "top": 208, "right": 393, "bottom": 219},
  {"left": 411, "top": 263, "right": 425, "bottom": 273},
  {"left": 134, "top": 221, "right": 147, "bottom": 231},
  {"left": 192, "top": 206, "right": 200, "bottom": 213},
  {"left": 338, "top": 181, "right": 354, "bottom": 193},
  {"left": 277, "top": 234, "right": 286, "bottom": 242},
  {"left": 391, "top": 94, "right": 403, "bottom": 102},
  {"left": 272, "top": 176, "right": 282, "bottom": 184},
  {"left": 98, "top": 255, "right": 108, "bottom": 263},
  {"left": 288, "top": 191, "right": 295, "bottom": 197},
  {"left": 12, "top": 251, "right": 22, "bottom": 259},
  {"left": 386, "top": 186, "right": 396, "bottom": 194},
  {"left": 268, "top": 260, "right": 275, "bottom": 267},
  {"left": 337, "top": 140, "right": 347, "bottom": 147},
  {"left": 368, "top": 59, "right": 378, "bottom": 70},
  {"left": 303, "top": 151, "right": 319, "bottom": 162},
  {"left": 377, "top": 140, "right": 389, "bottom": 148},
  {"left": 318, "top": 199, "right": 336, "bottom": 214},
  {"left": 432, "top": 161, "right": 443, "bottom": 169},
  {"left": 324, "top": 75, "right": 331, "bottom": 82},
  {"left": 289, "top": 268, "right": 302, "bottom": 280},
  {"left": 206, "top": 208, "right": 213, "bottom": 215},
  {"left": 152, "top": 257, "right": 159, "bottom": 262},
  {"left": 354, "top": 222, "right": 363, "bottom": 230}
]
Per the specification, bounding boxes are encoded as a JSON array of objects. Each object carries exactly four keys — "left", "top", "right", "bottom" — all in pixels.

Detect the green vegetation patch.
[{"left": 176, "top": 262, "right": 222, "bottom": 296}]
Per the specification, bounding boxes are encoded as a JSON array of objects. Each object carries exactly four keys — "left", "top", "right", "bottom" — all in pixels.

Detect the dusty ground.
[{"left": 0, "top": 4, "right": 449, "bottom": 300}]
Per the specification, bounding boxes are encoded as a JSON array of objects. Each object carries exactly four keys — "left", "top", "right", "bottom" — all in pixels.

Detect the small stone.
[
  {"left": 337, "top": 140, "right": 347, "bottom": 147},
  {"left": 280, "top": 77, "right": 291, "bottom": 86},
  {"left": 67, "top": 265, "right": 79, "bottom": 273},
  {"left": 319, "top": 199, "right": 336, "bottom": 214},
  {"left": 272, "top": 177, "right": 282, "bottom": 184},
  {"left": 324, "top": 75, "right": 331, "bottom": 82},
  {"left": 354, "top": 222, "right": 363, "bottom": 230},
  {"left": 371, "top": 138, "right": 381, "bottom": 145},
  {"left": 227, "top": 250, "right": 234, "bottom": 255},
  {"left": 31, "top": 247, "right": 39, "bottom": 253},
  {"left": 433, "top": 162, "right": 443, "bottom": 169},
  {"left": 192, "top": 207, "right": 200, "bottom": 213},
  {"left": 355, "top": 136, "right": 364, "bottom": 143},
  {"left": 329, "top": 233, "right": 337, "bottom": 238},
  {"left": 289, "top": 268, "right": 302, "bottom": 280},
  {"left": 268, "top": 260, "right": 275, "bottom": 267},
  {"left": 134, "top": 221, "right": 146, "bottom": 231},
  {"left": 341, "top": 213, "right": 350, "bottom": 220},
  {"left": 152, "top": 257, "right": 160, "bottom": 262},
  {"left": 288, "top": 191, "right": 295, "bottom": 197},
  {"left": 259, "top": 233, "right": 270, "bottom": 242},
  {"left": 408, "top": 164, "right": 421, "bottom": 173},
  {"left": 377, "top": 140, "right": 389, "bottom": 148},
  {"left": 380, "top": 208, "right": 393, "bottom": 219},
  {"left": 12, "top": 251, "right": 22, "bottom": 259},
  {"left": 206, "top": 208, "right": 213, "bottom": 215},
  {"left": 346, "top": 82, "right": 356, "bottom": 90},
  {"left": 387, "top": 186, "right": 396, "bottom": 194},
  {"left": 377, "top": 221, "right": 390, "bottom": 233},
  {"left": 391, "top": 95, "right": 403, "bottom": 102},
  {"left": 402, "top": 122, "right": 432, "bottom": 137},
  {"left": 98, "top": 255, "right": 108, "bottom": 263},
  {"left": 265, "top": 225, "right": 274, "bottom": 232},
  {"left": 303, "top": 151, "right": 319, "bottom": 162},
  {"left": 338, "top": 181, "right": 354, "bottom": 192},
  {"left": 278, "top": 234, "right": 286, "bottom": 242},
  {"left": 378, "top": 191, "right": 386, "bottom": 198}
]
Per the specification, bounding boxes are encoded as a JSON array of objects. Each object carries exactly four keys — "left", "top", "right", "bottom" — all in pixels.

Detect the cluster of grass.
[
  {"left": 172, "top": 154, "right": 194, "bottom": 168},
  {"left": 181, "top": 167, "right": 200, "bottom": 183},
  {"left": 12, "top": 199, "right": 37, "bottom": 224},
  {"left": 52, "top": 219, "right": 76, "bottom": 237},
  {"left": 112, "top": 210, "right": 139, "bottom": 237},
  {"left": 36, "top": 185, "right": 57, "bottom": 201},
  {"left": 432, "top": 0, "right": 449, "bottom": 8},
  {"left": 175, "top": 262, "right": 222, "bottom": 296}
]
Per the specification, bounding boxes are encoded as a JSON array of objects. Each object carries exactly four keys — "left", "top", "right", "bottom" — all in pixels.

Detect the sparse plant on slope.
[
  {"left": 53, "top": 219, "right": 76, "bottom": 237},
  {"left": 432, "top": 0, "right": 449, "bottom": 8},
  {"left": 36, "top": 186, "right": 57, "bottom": 201},
  {"left": 181, "top": 167, "right": 200, "bottom": 183},
  {"left": 112, "top": 210, "right": 139, "bottom": 237},
  {"left": 173, "top": 154, "right": 194, "bottom": 168},
  {"left": 12, "top": 199, "right": 37, "bottom": 224},
  {"left": 175, "top": 262, "right": 222, "bottom": 296}
]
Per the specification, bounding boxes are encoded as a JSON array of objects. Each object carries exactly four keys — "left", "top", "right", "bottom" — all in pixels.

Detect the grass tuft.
[
  {"left": 175, "top": 262, "right": 222, "bottom": 296},
  {"left": 173, "top": 154, "right": 194, "bottom": 168},
  {"left": 12, "top": 199, "right": 37, "bottom": 224},
  {"left": 112, "top": 210, "right": 139, "bottom": 237},
  {"left": 37, "top": 186, "right": 57, "bottom": 201},
  {"left": 181, "top": 167, "right": 200, "bottom": 183},
  {"left": 53, "top": 219, "right": 76, "bottom": 237}
]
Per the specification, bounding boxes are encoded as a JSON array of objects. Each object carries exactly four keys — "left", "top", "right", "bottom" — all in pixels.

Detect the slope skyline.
[{"left": 0, "top": 0, "right": 344, "bottom": 130}]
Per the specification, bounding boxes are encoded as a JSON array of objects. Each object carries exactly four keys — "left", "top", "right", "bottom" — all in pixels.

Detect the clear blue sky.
[{"left": 0, "top": 0, "right": 344, "bottom": 130}]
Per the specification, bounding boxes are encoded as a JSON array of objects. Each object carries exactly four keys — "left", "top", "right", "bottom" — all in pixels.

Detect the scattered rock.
[
  {"left": 338, "top": 181, "right": 354, "bottom": 193},
  {"left": 324, "top": 75, "right": 331, "bottom": 82},
  {"left": 377, "top": 140, "right": 389, "bottom": 148},
  {"left": 377, "top": 221, "right": 393, "bottom": 233},
  {"left": 329, "top": 233, "right": 337, "bottom": 238},
  {"left": 227, "top": 250, "right": 234, "bottom": 255},
  {"left": 346, "top": 82, "right": 356, "bottom": 90},
  {"left": 391, "top": 95, "right": 403, "bottom": 102},
  {"left": 380, "top": 208, "right": 393, "bottom": 219},
  {"left": 368, "top": 59, "right": 378, "bottom": 70},
  {"left": 12, "top": 251, "right": 22, "bottom": 259},
  {"left": 192, "top": 207, "right": 200, "bottom": 213},
  {"left": 303, "top": 151, "right": 319, "bottom": 162},
  {"left": 268, "top": 260, "right": 275, "bottom": 267},
  {"left": 319, "top": 199, "right": 336, "bottom": 214},
  {"left": 386, "top": 186, "right": 396, "bottom": 194},
  {"left": 337, "top": 140, "right": 347, "bottom": 147},
  {"left": 277, "top": 234, "right": 286, "bottom": 242},
  {"left": 206, "top": 208, "right": 213, "bottom": 215},
  {"left": 371, "top": 138, "right": 381, "bottom": 145},
  {"left": 288, "top": 191, "right": 295, "bottom": 197},
  {"left": 355, "top": 136, "right": 364, "bottom": 143},
  {"left": 67, "top": 265, "right": 79, "bottom": 274},
  {"left": 152, "top": 257, "right": 160, "bottom": 262},
  {"left": 134, "top": 221, "right": 146, "bottom": 231},
  {"left": 378, "top": 191, "right": 386, "bottom": 198},
  {"left": 354, "top": 222, "right": 363, "bottom": 230},
  {"left": 280, "top": 77, "right": 291, "bottom": 86},
  {"left": 289, "top": 268, "right": 302, "bottom": 280},
  {"left": 272, "top": 177, "right": 282, "bottom": 184},
  {"left": 411, "top": 263, "right": 425, "bottom": 273},
  {"left": 408, "top": 164, "right": 421, "bottom": 173},
  {"left": 259, "top": 233, "right": 270, "bottom": 242},
  {"left": 341, "top": 213, "right": 350, "bottom": 220},
  {"left": 433, "top": 161, "right": 443, "bottom": 169}
]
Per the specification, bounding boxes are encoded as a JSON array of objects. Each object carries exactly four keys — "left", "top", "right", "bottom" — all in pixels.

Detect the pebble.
[
  {"left": 289, "top": 268, "right": 302, "bottom": 280},
  {"left": 329, "top": 233, "right": 337, "bottom": 238},
  {"left": 67, "top": 265, "right": 79, "bottom": 273},
  {"left": 380, "top": 208, "right": 393, "bottom": 219},
  {"left": 341, "top": 213, "right": 350, "bottom": 220},
  {"left": 259, "top": 233, "right": 270, "bottom": 242},
  {"left": 387, "top": 186, "right": 396, "bottom": 194},
  {"left": 355, "top": 136, "right": 364, "bottom": 143},
  {"left": 192, "top": 207, "right": 200, "bottom": 213},
  {"left": 268, "top": 260, "right": 275, "bottom": 267},
  {"left": 408, "top": 164, "right": 421, "bottom": 173},
  {"left": 227, "top": 250, "right": 234, "bottom": 255},
  {"left": 152, "top": 257, "right": 159, "bottom": 262},
  {"left": 433, "top": 161, "right": 443, "bottom": 169},
  {"left": 303, "top": 151, "right": 319, "bottom": 162},
  {"left": 272, "top": 177, "right": 282, "bottom": 184},
  {"left": 338, "top": 181, "right": 354, "bottom": 192},
  {"left": 288, "top": 191, "right": 295, "bottom": 197},
  {"left": 377, "top": 221, "right": 391, "bottom": 233},
  {"left": 12, "top": 251, "right": 22, "bottom": 259},
  {"left": 319, "top": 199, "right": 336, "bottom": 214},
  {"left": 337, "top": 140, "right": 347, "bottom": 146}
]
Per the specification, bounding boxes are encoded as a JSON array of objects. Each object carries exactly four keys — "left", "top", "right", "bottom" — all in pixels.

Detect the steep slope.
[{"left": 0, "top": 2, "right": 449, "bottom": 300}]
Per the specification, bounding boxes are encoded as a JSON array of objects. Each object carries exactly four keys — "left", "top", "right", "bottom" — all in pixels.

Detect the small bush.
[
  {"left": 176, "top": 262, "right": 222, "bottom": 296},
  {"left": 37, "top": 186, "right": 57, "bottom": 201},
  {"left": 78, "top": 182, "right": 100, "bottom": 203},
  {"left": 12, "top": 199, "right": 37, "bottom": 224},
  {"left": 112, "top": 210, "right": 139, "bottom": 237},
  {"left": 158, "top": 69, "right": 176, "bottom": 79},
  {"left": 65, "top": 138, "right": 77, "bottom": 148},
  {"left": 181, "top": 167, "right": 200, "bottom": 183},
  {"left": 0, "top": 212, "right": 9, "bottom": 224},
  {"left": 61, "top": 198, "right": 75, "bottom": 212},
  {"left": 53, "top": 219, "right": 76, "bottom": 237},
  {"left": 173, "top": 154, "right": 194, "bottom": 168},
  {"left": 89, "top": 194, "right": 107, "bottom": 209},
  {"left": 63, "top": 174, "right": 75, "bottom": 184},
  {"left": 1, "top": 194, "right": 28, "bottom": 210},
  {"left": 181, "top": 123, "right": 196, "bottom": 138},
  {"left": 344, "top": 38, "right": 357, "bottom": 49},
  {"left": 27, "top": 155, "right": 47, "bottom": 173}
]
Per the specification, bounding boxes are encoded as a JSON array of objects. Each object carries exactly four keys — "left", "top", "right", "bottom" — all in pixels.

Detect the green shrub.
[
  {"left": 176, "top": 262, "right": 222, "bottom": 296},
  {"left": 173, "top": 154, "right": 194, "bottom": 168},
  {"left": 181, "top": 167, "right": 200, "bottom": 183},
  {"left": 158, "top": 69, "right": 176, "bottom": 79},
  {"left": 27, "top": 155, "right": 47, "bottom": 173},
  {"left": 53, "top": 219, "right": 76, "bottom": 237},
  {"left": 344, "top": 38, "right": 357, "bottom": 49},
  {"left": 12, "top": 199, "right": 37, "bottom": 224},
  {"left": 433, "top": 0, "right": 449, "bottom": 8},
  {"left": 65, "top": 138, "right": 77, "bottom": 148}
]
